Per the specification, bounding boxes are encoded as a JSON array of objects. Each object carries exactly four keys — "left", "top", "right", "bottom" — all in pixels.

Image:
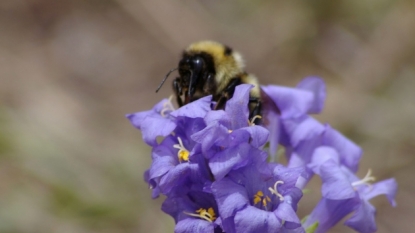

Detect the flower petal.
[
  {"left": 303, "top": 197, "right": 359, "bottom": 233},
  {"left": 296, "top": 76, "right": 326, "bottom": 114},
  {"left": 281, "top": 225, "right": 306, "bottom": 233},
  {"left": 275, "top": 195, "right": 301, "bottom": 224},
  {"left": 240, "top": 125, "right": 269, "bottom": 148},
  {"left": 362, "top": 178, "right": 398, "bottom": 207},
  {"left": 209, "top": 143, "right": 252, "bottom": 180},
  {"left": 170, "top": 96, "right": 212, "bottom": 118},
  {"left": 234, "top": 205, "right": 282, "bottom": 233},
  {"left": 175, "top": 218, "right": 215, "bottom": 233},
  {"left": 272, "top": 165, "right": 307, "bottom": 190},
  {"left": 320, "top": 160, "right": 355, "bottom": 200},
  {"left": 344, "top": 201, "right": 377, "bottom": 233},
  {"left": 322, "top": 125, "right": 362, "bottom": 172},
  {"left": 204, "top": 110, "right": 231, "bottom": 128},
  {"left": 191, "top": 124, "right": 229, "bottom": 156},
  {"left": 149, "top": 155, "right": 176, "bottom": 181},
  {"left": 211, "top": 178, "right": 249, "bottom": 219},
  {"left": 159, "top": 163, "right": 191, "bottom": 194},
  {"left": 308, "top": 146, "right": 340, "bottom": 175},
  {"left": 225, "top": 84, "right": 251, "bottom": 129},
  {"left": 137, "top": 115, "right": 177, "bottom": 146},
  {"left": 126, "top": 98, "right": 167, "bottom": 129},
  {"left": 283, "top": 116, "right": 325, "bottom": 148},
  {"left": 261, "top": 85, "right": 314, "bottom": 119},
  {"left": 260, "top": 92, "right": 281, "bottom": 160}
]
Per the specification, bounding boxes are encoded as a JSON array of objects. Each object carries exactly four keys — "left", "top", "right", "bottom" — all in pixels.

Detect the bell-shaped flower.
[
  {"left": 162, "top": 190, "right": 222, "bottom": 233},
  {"left": 211, "top": 163, "right": 306, "bottom": 233},
  {"left": 304, "top": 146, "right": 397, "bottom": 233},
  {"left": 261, "top": 77, "right": 326, "bottom": 161},
  {"left": 147, "top": 117, "right": 212, "bottom": 197}
]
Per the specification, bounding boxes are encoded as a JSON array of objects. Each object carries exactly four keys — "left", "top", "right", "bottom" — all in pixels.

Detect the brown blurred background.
[{"left": 0, "top": 0, "right": 414, "bottom": 232}]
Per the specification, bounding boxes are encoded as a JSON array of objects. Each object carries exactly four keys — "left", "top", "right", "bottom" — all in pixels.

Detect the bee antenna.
[{"left": 156, "top": 68, "right": 178, "bottom": 93}]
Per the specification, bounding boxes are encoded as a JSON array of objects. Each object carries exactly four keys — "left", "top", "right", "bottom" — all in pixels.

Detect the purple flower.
[
  {"left": 303, "top": 197, "right": 359, "bottom": 233},
  {"left": 261, "top": 77, "right": 326, "bottom": 162},
  {"left": 162, "top": 191, "right": 222, "bottom": 233},
  {"left": 126, "top": 96, "right": 212, "bottom": 146},
  {"left": 211, "top": 163, "right": 306, "bottom": 233},
  {"left": 207, "top": 142, "right": 269, "bottom": 181},
  {"left": 304, "top": 146, "right": 398, "bottom": 233},
  {"left": 322, "top": 125, "right": 362, "bottom": 173},
  {"left": 192, "top": 85, "right": 269, "bottom": 153},
  {"left": 146, "top": 116, "right": 212, "bottom": 197},
  {"left": 283, "top": 116, "right": 325, "bottom": 168},
  {"left": 343, "top": 172, "right": 397, "bottom": 233},
  {"left": 147, "top": 135, "right": 198, "bottom": 197},
  {"left": 283, "top": 121, "right": 362, "bottom": 182},
  {"left": 189, "top": 85, "right": 270, "bottom": 181},
  {"left": 296, "top": 77, "right": 326, "bottom": 114},
  {"left": 127, "top": 76, "right": 398, "bottom": 233},
  {"left": 262, "top": 77, "right": 325, "bottom": 120},
  {"left": 191, "top": 119, "right": 269, "bottom": 181},
  {"left": 126, "top": 98, "right": 177, "bottom": 146}
]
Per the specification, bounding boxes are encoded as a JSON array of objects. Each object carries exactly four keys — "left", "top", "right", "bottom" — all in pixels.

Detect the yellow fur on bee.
[{"left": 186, "top": 41, "right": 245, "bottom": 93}]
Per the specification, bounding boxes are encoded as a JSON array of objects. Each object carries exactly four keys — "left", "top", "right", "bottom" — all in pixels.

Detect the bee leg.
[
  {"left": 173, "top": 78, "right": 184, "bottom": 107},
  {"left": 214, "top": 78, "right": 241, "bottom": 110},
  {"left": 203, "top": 73, "right": 216, "bottom": 94},
  {"left": 214, "top": 96, "right": 227, "bottom": 110},
  {"left": 249, "top": 97, "right": 262, "bottom": 125}
]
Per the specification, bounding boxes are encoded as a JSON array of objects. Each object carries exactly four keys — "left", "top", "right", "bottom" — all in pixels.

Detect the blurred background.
[{"left": 0, "top": 0, "right": 414, "bottom": 232}]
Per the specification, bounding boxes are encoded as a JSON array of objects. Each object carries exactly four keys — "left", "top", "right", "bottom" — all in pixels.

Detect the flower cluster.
[{"left": 127, "top": 77, "right": 397, "bottom": 233}]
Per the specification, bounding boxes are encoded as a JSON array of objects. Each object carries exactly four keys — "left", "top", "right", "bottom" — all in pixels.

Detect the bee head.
[
  {"left": 178, "top": 54, "right": 208, "bottom": 99},
  {"left": 156, "top": 41, "right": 244, "bottom": 106}
]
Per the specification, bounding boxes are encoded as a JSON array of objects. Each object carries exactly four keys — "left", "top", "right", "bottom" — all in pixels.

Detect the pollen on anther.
[
  {"left": 184, "top": 207, "right": 216, "bottom": 222},
  {"left": 253, "top": 191, "right": 264, "bottom": 205},
  {"left": 173, "top": 137, "right": 190, "bottom": 162}
]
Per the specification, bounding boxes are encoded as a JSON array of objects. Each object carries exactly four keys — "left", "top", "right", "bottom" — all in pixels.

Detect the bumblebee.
[{"left": 156, "top": 41, "right": 262, "bottom": 122}]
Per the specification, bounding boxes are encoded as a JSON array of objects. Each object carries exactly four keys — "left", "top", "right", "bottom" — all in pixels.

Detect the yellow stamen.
[
  {"left": 173, "top": 137, "right": 190, "bottom": 162},
  {"left": 253, "top": 191, "right": 271, "bottom": 208},
  {"left": 262, "top": 196, "right": 271, "bottom": 207},
  {"left": 253, "top": 191, "right": 264, "bottom": 205},
  {"left": 184, "top": 207, "right": 217, "bottom": 222},
  {"left": 268, "top": 181, "right": 284, "bottom": 201}
]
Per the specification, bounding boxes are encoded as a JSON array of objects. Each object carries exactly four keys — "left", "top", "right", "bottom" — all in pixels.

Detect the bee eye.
[{"left": 191, "top": 57, "right": 205, "bottom": 73}]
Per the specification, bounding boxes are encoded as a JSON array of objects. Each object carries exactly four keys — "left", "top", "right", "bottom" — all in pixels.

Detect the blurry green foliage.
[{"left": 0, "top": 108, "right": 14, "bottom": 156}]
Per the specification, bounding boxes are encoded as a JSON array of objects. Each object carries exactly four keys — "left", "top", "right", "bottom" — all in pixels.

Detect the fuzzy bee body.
[{"left": 159, "top": 41, "right": 262, "bottom": 121}]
